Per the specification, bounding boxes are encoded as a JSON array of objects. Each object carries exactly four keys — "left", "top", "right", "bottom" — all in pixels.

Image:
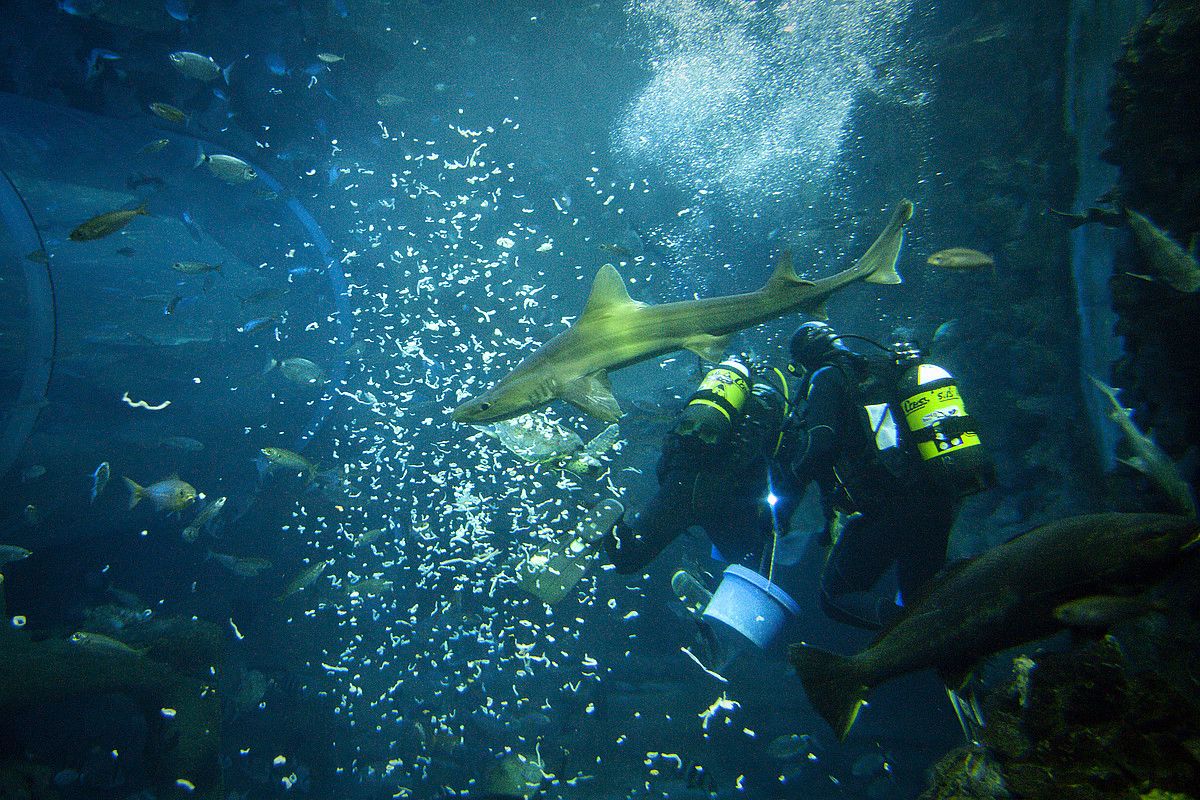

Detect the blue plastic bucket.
[{"left": 702, "top": 565, "right": 800, "bottom": 648}]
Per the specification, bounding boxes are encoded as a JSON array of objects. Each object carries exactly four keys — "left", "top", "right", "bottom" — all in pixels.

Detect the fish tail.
[
  {"left": 222, "top": 62, "right": 234, "bottom": 84},
  {"left": 135, "top": 204, "right": 149, "bottom": 216},
  {"left": 123, "top": 477, "right": 145, "bottom": 509},
  {"left": 789, "top": 644, "right": 869, "bottom": 741},
  {"left": 193, "top": 146, "right": 207, "bottom": 169}
]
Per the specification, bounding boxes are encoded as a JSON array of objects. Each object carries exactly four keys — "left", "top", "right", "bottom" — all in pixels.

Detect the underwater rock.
[
  {"left": 920, "top": 633, "right": 1200, "bottom": 800},
  {"left": 0, "top": 760, "right": 58, "bottom": 800},
  {"left": 919, "top": 745, "right": 1009, "bottom": 800},
  {"left": 0, "top": 583, "right": 222, "bottom": 799},
  {"left": 1101, "top": 0, "right": 1200, "bottom": 497}
]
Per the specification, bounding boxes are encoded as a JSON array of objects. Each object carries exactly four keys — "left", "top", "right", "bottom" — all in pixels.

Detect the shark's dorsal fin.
[
  {"left": 763, "top": 250, "right": 816, "bottom": 292},
  {"left": 582, "top": 264, "right": 637, "bottom": 319},
  {"left": 562, "top": 371, "right": 623, "bottom": 421}
]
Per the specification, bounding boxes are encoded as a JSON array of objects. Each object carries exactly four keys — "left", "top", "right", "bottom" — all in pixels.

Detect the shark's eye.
[{"left": 479, "top": 402, "right": 491, "bottom": 411}]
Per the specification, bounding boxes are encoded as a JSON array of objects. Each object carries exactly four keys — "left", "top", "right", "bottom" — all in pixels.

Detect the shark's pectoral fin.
[
  {"left": 562, "top": 371, "right": 623, "bottom": 421},
  {"left": 682, "top": 333, "right": 732, "bottom": 362}
]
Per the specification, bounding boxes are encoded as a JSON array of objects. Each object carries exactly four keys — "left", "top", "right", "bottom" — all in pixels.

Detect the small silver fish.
[
  {"left": 90, "top": 461, "right": 111, "bottom": 504},
  {"left": 277, "top": 559, "right": 329, "bottom": 600},
  {"left": 68, "top": 631, "right": 146, "bottom": 655},
  {"left": 194, "top": 151, "right": 257, "bottom": 184},
  {"left": 169, "top": 51, "right": 230, "bottom": 83},
  {"left": 207, "top": 550, "right": 271, "bottom": 577},
  {"left": 159, "top": 435, "right": 205, "bottom": 451},
  {"left": 123, "top": 475, "right": 197, "bottom": 512},
  {"left": 182, "top": 496, "right": 226, "bottom": 543},
  {"left": 266, "top": 357, "right": 326, "bottom": 385}
]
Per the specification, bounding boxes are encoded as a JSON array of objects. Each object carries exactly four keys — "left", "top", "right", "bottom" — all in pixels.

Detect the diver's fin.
[
  {"left": 789, "top": 644, "right": 868, "bottom": 741},
  {"left": 581, "top": 264, "right": 638, "bottom": 319},
  {"left": 515, "top": 499, "right": 624, "bottom": 605},
  {"left": 682, "top": 333, "right": 732, "bottom": 362},
  {"left": 579, "top": 498, "right": 625, "bottom": 544},
  {"left": 862, "top": 199, "right": 913, "bottom": 285},
  {"left": 561, "top": 371, "right": 622, "bottom": 421},
  {"left": 1117, "top": 456, "right": 1150, "bottom": 475},
  {"left": 945, "top": 686, "right": 985, "bottom": 744}
]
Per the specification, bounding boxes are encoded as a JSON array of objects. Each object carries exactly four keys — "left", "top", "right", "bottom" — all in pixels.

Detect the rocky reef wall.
[
  {"left": 1102, "top": 0, "right": 1200, "bottom": 476},
  {"left": 918, "top": 2, "right": 1097, "bottom": 540}
]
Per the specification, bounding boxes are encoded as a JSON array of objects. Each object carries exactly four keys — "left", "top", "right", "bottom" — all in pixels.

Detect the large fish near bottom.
[
  {"left": 451, "top": 200, "right": 913, "bottom": 424},
  {"left": 790, "top": 512, "right": 1199, "bottom": 740}
]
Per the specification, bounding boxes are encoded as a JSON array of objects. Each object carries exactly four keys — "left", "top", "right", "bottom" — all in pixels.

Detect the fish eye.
[{"left": 479, "top": 402, "right": 491, "bottom": 411}]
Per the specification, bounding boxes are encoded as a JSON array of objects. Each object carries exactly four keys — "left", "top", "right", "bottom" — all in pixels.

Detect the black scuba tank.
[{"left": 895, "top": 361, "right": 991, "bottom": 497}]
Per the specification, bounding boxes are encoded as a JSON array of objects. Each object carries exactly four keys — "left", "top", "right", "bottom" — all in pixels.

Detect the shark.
[
  {"left": 452, "top": 199, "right": 914, "bottom": 424},
  {"left": 1090, "top": 375, "right": 1197, "bottom": 517}
]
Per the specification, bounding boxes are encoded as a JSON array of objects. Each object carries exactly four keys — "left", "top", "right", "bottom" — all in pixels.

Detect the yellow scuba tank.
[
  {"left": 676, "top": 358, "right": 751, "bottom": 446},
  {"left": 895, "top": 361, "right": 991, "bottom": 497}
]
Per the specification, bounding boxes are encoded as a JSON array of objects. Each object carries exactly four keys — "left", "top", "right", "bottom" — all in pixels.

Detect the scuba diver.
[
  {"left": 604, "top": 356, "right": 795, "bottom": 577},
  {"left": 781, "top": 321, "right": 992, "bottom": 630},
  {"left": 603, "top": 320, "right": 992, "bottom": 650}
]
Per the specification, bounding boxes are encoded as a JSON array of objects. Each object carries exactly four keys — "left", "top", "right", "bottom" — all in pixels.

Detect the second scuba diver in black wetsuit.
[{"left": 605, "top": 320, "right": 992, "bottom": 633}]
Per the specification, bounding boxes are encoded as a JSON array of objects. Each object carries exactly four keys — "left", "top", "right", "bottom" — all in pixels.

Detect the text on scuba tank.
[{"left": 902, "top": 385, "right": 958, "bottom": 416}]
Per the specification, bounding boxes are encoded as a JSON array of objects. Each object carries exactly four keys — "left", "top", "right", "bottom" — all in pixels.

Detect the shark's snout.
[{"left": 450, "top": 398, "right": 495, "bottom": 424}]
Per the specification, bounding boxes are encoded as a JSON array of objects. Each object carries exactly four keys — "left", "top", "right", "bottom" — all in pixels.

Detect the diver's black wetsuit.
[
  {"left": 781, "top": 362, "right": 960, "bottom": 630},
  {"left": 606, "top": 355, "right": 960, "bottom": 631},
  {"left": 605, "top": 383, "right": 792, "bottom": 574}
]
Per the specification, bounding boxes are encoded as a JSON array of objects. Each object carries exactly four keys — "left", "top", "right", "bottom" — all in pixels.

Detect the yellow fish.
[
  {"left": 261, "top": 447, "right": 318, "bottom": 483},
  {"left": 69, "top": 205, "right": 148, "bottom": 241},
  {"left": 149, "top": 102, "right": 188, "bottom": 125}
]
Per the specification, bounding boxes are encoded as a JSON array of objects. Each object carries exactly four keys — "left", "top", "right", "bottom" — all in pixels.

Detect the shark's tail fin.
[
  {"left": 789, "top": 643, "right": 869, "bottom": 740},
  {"left": 862, "top": 199, "right": 913, "bottom": 285}
]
